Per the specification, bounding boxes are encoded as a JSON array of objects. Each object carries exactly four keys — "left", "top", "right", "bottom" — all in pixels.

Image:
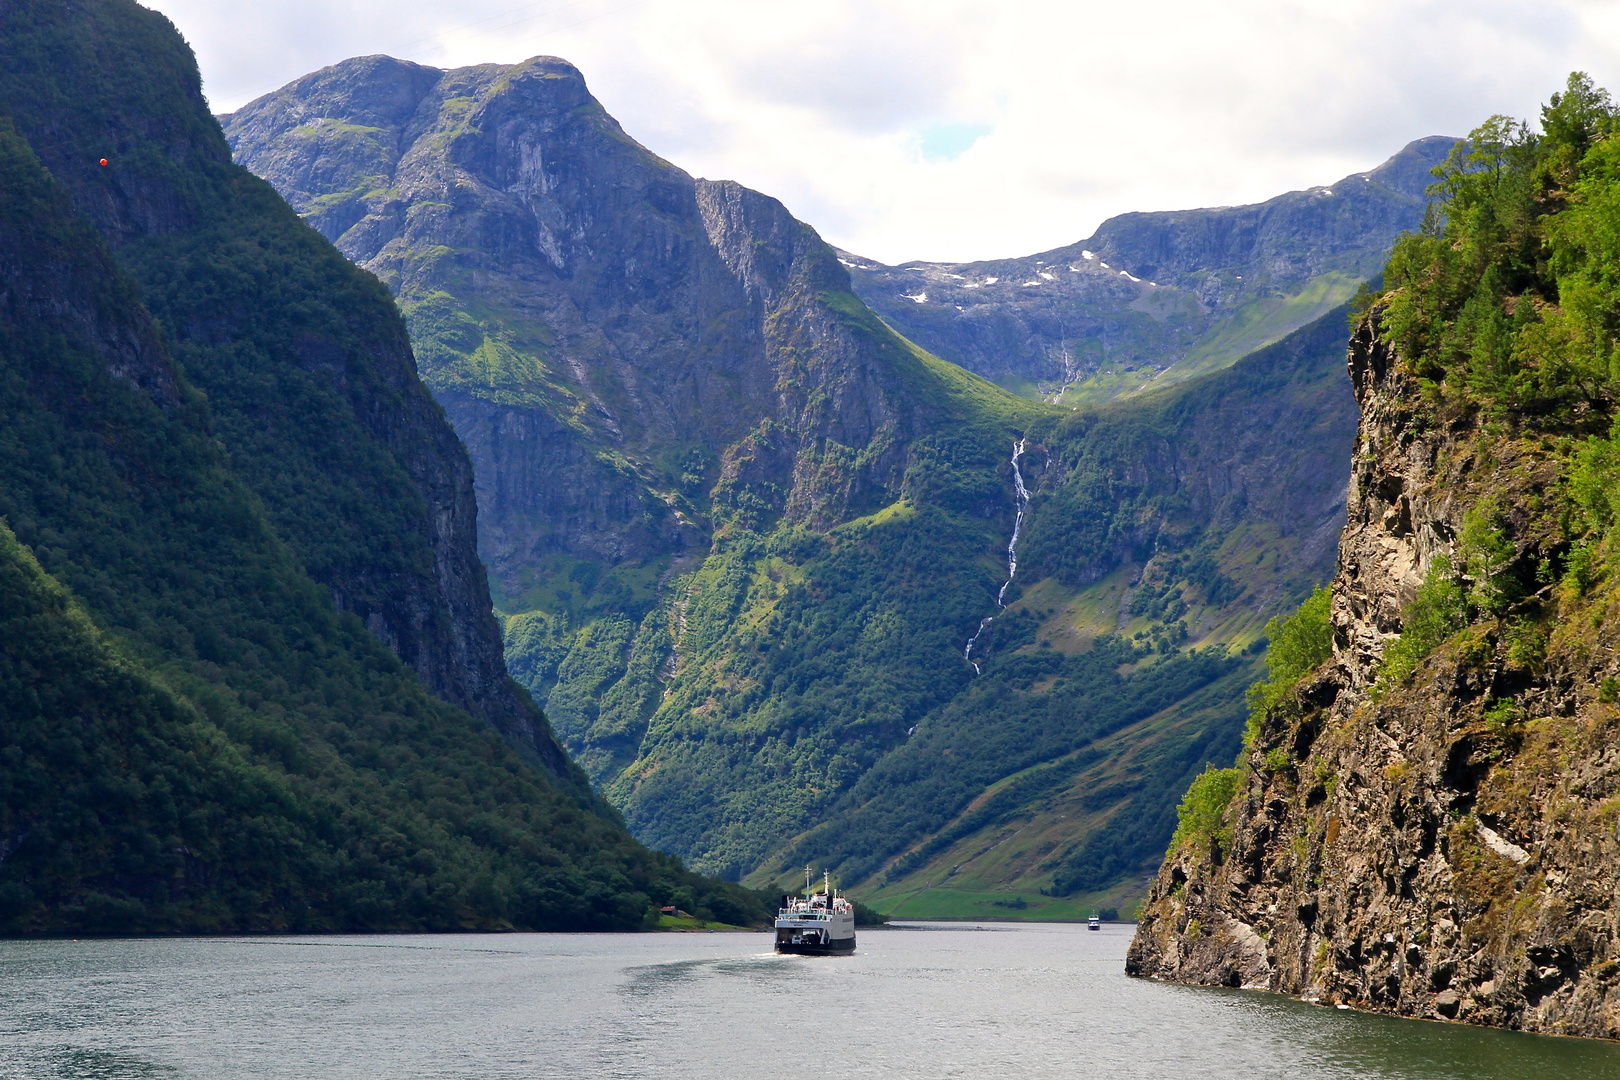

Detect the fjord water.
[{"left": 3, "top": 923, "right": 1615, "bottom": 1079}]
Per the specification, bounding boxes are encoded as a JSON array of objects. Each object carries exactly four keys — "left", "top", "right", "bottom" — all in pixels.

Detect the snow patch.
[
  {"left": 1100, "top": 261, "right": 1110, "bottom": 269},
  {"left": 1081, "top": 250, "right": 1096, "bottom": 260},
  {"left": 903, "top": 291, "right": 928, "bottom": 304},
  {"left": 983, "top": 276, "right": 999, "bottom": 284},
  {"left": 1120, "top": 270, "right": 1140, "bottom": 282},
  {"left": 1039, "top": 271, "right": 1055, "bottom": 281}
]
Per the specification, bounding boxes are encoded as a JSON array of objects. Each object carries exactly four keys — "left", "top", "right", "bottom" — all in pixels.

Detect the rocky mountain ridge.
[
  {"left": 225, "top": 55, "right": 1007, "bottom": 580},
  {"left": 843, "top": 137, "right": 1454, "bottom": 403}
]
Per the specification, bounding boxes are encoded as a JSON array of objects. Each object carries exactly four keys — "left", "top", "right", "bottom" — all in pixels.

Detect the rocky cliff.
[
  {"left": 224, "top": 55, "right": 983, "bottom": 584},
  {"left": 842, "top": 137, "right": 1454, "bottom": 404},
  {"left": 1128, "top": 78, "right": 1620, "bottom": 1034},
  {"left": 1128, "top": 317, "right": 1620, "bottom": 1035}
]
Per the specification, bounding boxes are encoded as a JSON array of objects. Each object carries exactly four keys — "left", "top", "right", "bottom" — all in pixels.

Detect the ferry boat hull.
[{"left": 774, "top": 931, "right": 857, "bottom": 955}]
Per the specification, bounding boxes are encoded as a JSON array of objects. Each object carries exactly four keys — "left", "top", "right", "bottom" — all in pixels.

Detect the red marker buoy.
[{"left": 99, "top": 158, "right": 108, "bottom": 166}]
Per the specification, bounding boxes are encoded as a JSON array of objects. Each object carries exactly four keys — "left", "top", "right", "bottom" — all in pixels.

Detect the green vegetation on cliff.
[
  {"left": 1163, "top": 585, "right": 1329, "bottom": 861},
  {"left": 1380, "top": 73, "right": 1620, "bottom": 423},
  {"left": 1368, "top": 72, "right": 1620, "bottom": 682},
  {"left": 1168, "top": 767, "right": 1242, "bottom": 857},
  {"left": 1243, "top": 586, "right": 1333, "bottom": 745}
]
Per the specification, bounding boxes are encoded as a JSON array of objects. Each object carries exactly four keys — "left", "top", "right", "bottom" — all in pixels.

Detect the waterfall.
[{"left": 964, "top": 438, "right": 1029, "bottom": 674}]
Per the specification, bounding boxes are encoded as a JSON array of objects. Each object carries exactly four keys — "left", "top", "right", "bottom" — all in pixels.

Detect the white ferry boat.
[{"left": 774, "top": 868, "right": 856, "bottom": 955}]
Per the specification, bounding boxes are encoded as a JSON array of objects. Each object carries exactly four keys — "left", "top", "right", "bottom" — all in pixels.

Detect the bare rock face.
[
  {"left": 224, "top": 56, "right": 947, "bottom": 592},
  {"left": 1128, "top": 317, "right": 1620, "bottom": 1038}
]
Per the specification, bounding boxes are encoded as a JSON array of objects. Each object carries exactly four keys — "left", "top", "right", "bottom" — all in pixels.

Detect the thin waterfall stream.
[{"left": 963, "top": 438, "right": 1029, "bottom": 674}]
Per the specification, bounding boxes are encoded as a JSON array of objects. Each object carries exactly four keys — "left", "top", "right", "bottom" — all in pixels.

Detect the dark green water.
[{"left": 1, "top": 922, "right": 1616, "bottom": 1078}]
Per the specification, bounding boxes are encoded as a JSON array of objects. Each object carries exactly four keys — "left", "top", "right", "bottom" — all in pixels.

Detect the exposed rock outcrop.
[
  {"left": 224, "top": 55, "right": 966, "bottom": 591},
  {"left": 1128, "top": 316, "right": 1620, "bottom": 1038}
]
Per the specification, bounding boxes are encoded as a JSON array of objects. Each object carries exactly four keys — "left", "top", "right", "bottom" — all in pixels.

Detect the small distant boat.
[
  {"left": 1088, "top": 914, "right": 1101, "bottom": 931},
  {"left": 775, "top": 867, "right": 856, "bottom": 955}
]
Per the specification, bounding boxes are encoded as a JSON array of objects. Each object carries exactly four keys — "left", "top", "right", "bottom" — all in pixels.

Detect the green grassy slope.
[
  {"left": 1058, "top": 269, "right": 1364, "bottom": 405},
  {"left": 865, "top": 658, "right": 1258, "bottom": 920},
  {"left": 732, "top": 306, "right": 1357, "bottom": 912},
  {"left": 0, "top": 2, "right": 765, "bottom": 933}
]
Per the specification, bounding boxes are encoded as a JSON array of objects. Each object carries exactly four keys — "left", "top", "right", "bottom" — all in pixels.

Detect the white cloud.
[{"left": 147, "top": 0, "right": 1620, "bottom": 263}]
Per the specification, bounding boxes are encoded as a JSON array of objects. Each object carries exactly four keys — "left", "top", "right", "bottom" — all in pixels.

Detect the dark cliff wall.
[
  {"left": 1127, "top": 317, "right": 1620, "bottom": 1037},
  {"left": 1020, "top": 304, "right": 1358, "bottom": 596},
  {"left": 0, "top": 5, "right": 565, "bottom": 771}
]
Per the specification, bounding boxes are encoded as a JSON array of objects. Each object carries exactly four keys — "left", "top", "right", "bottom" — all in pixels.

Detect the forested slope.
[
  {"left": 0, "top": 0, "right": 763, "bottom": 934},
  {"left": 0, "top": 0, "right": 559, "bottom": 765}
]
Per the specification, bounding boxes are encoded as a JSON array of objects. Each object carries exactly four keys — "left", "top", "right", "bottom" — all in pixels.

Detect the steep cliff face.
[
  {"left": 0, "top": 8, "right": 561, "bottom": 769},
  {"left": 1127, "top": 317, "right": 1620, "bottom": 1035},
  {"left": 1126, "top": 78, "right": 1620, "bottom": 1032},
  {"left": 843, "top": 137, "right": 1454, "bottom": 403},
  {"left": 225, "top": 56, "right": 955, "bottom": 586}
]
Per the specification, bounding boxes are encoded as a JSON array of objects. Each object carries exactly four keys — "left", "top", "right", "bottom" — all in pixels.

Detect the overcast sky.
[{"left": 145, "top": 0, "right": 1620, "bottom": 264}]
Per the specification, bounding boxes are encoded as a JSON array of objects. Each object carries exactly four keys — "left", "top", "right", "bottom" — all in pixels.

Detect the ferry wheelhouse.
[{"left": 774, "top": 868, "right": 856, "bottom": 955}]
